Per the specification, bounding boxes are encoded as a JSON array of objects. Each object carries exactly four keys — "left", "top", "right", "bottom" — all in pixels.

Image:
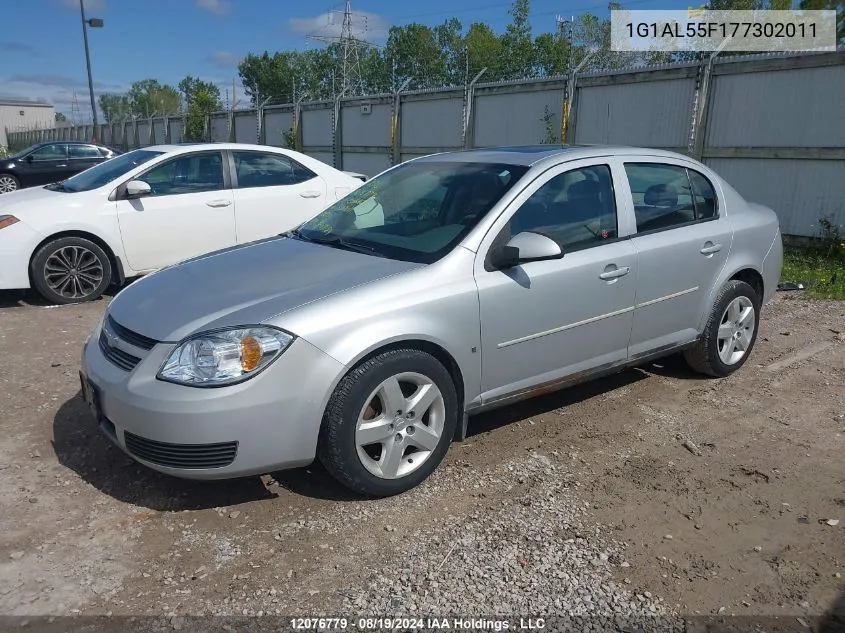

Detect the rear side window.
[
  {"left": 624, "top": 163, "right": 717, "bottom": 233},
  {"left": 69, "top": 145, "right": 102, "bottom": 159},
  {"left": 233, "top": 151, "right": 316, "bottom": 188},
  {"left": 509, "top": 164, "right": 618, "bottom": 252}
]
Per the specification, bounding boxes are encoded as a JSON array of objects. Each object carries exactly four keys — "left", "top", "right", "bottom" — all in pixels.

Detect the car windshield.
[
  {"left": 10, "top": 144, "right": 40, "bottom": 159},
  {"left": 297, "top": 160, "right": 529, "bottom": 264},
  {"left": 61, "top": 149, "right": 163, "bottom": 193}
]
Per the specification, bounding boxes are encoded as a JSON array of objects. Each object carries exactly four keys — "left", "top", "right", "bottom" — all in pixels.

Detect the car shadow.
[
  {"left": 52, "top": 354, "right": 712, "bottom": 509},
  {"left": 819, "top": 587, "right": 845, "bottom": 633},
  {"left": 52, "top": 391, "right": 278, "bottom": 512},
  {"left": 0, "top": 289, "right": 48, "bottom": 308}
]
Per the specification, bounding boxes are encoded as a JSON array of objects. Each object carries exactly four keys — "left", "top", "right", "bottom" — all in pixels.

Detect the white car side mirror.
[{"left": 125, "top": 180, "right": 151, "bottom": 199}]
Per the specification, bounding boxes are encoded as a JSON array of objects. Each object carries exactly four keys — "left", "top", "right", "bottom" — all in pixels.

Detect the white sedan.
[{"left": 0, "top": 143, "right": 365, "bottom": 304}]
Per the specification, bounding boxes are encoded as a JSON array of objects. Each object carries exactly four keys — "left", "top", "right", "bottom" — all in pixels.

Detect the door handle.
[
  {"left": 299, "top": 191, "right": 322, "bottom": 198},
  {"left": 700, "top": 242, "right": 722, "bottom": 255},
  {"left": 206, "top": 199, "right": 232, "bottom": 207},
  {"left": 599, "top": 266, "right": 630, "bottom": 281}
]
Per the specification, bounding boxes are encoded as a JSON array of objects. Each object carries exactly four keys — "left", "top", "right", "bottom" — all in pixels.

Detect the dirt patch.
[{"left": 0, "top": 290, "right": 843, "bottom": 621}]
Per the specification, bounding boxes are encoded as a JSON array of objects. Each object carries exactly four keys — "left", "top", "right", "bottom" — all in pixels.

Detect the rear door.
[
  {"left": 229, "top": 150, "right": 328, "bottom": 244},
  {"left": 19, "top": 144, "right": 68, "bottom": 186},
  {"left": 618, "top": 159, "right": 733, "bottom": 359},
  {"left": 115, "top": 150, "right": 236, "bottom": 271},
  {"left": 67, "top": 144, "right": 106, "bottom": 178}
]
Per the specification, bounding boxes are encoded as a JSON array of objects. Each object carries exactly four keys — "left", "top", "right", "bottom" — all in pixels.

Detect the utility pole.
[{"left": 79, "top": 0, "right": 103, "bottom": 129}]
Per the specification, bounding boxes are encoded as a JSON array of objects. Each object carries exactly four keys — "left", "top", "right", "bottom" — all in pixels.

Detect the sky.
[{"left": 0, "top": 0, "right": 694, "bottom": 122}]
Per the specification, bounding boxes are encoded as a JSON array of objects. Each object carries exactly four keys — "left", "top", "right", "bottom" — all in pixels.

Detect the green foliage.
[
  {"left": 539, "top": 105, "right": 558, "bottom": 144},
  {"left": 98, "top": 93, "right": 132, "bottom": 123},
  {"left": 781, "top": 215, "right": 845, "bottom": 300},
  {"left": 54, "top": 112, "right": 67, "bottom": 122},
  {"left": 281, "top": 127, "right": 296, "bottom": 150},
  {"left": 179, "top": 76, "right": 223, "bottom": 142},
  {"left": 127, "top": 79, "right": 180, "bottom": 118},
  {"left": 799, "top": 0, "right": 845, "bottom": 43}
]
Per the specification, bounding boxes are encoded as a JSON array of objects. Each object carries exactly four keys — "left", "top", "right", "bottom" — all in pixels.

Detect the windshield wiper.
[
  {"left": 44, "top": 181, "right": 71, "bottom": 192},
  {"left": 283, "top": 229, "right": 386, "bottom": 258}
]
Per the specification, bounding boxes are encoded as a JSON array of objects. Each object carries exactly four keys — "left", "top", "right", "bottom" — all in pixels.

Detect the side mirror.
[
  {"left": 489, "top": 231, "right": 563, "bottom": 270},
  {"left": 124, "top": 180, "right": 151, "bottom": 199},
  {"left": 25, "top": 154, "right": 34, "bottom": 163}
]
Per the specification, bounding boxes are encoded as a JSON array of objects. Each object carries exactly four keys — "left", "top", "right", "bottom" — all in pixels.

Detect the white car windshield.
[{"left": 60, "top": 149, "right": 164, "bottom": 193}]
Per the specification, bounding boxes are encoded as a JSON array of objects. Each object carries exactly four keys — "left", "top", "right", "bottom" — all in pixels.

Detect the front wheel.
[
  {"left": 318, "top": 348, "right": 458, "bottom": 497},
  {"left": 684, "top": 279, "right": 760, "bottom": 377},
  {"left": 30, "top": 236, "right": 112, "bottom": 305},
  {"left": 0, "top": 174, "right": 20, "bottom": 194}
]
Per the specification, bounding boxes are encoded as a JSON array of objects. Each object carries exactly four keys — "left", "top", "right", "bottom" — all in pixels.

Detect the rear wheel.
[
  {"left": 318, "top": 348, "right": 458, "bottom": 497},
  {"left": 30, "top": 236, "right": 112, "bottom": 305},
  {"left": 683, "top": 280, "right": 760, "bottom": 377},
  {"left": 0, "top": 174, "right": 19, "bottom": 194}
]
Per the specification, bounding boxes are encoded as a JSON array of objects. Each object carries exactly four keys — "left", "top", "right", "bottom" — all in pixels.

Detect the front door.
[
  {"left": 115, "top": 150, "right": 236, "bottom": 272},
  {"left": 230, "top": 150, "right": 328, "bottom": 244},
  {"left": 617, "top": 160, "right": 733, "bottom": 358},
  {"left": 475, "top": 160, "right": 638, "bottom": 403},
  {"left": 20, "top": 144, "right": 69, "bottom": 186}
]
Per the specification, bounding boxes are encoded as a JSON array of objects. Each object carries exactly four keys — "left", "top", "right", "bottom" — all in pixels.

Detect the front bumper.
[
  {"left": 0, "top": 219, "right": 42, "bottom": 290},
  {"left": 80, "top": 321, "right": 346, "bottom": 480}
]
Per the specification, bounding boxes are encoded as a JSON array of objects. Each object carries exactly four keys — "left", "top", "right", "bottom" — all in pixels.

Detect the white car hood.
[{"left": 0, "top": 186, "right": 73, "bottom": 214}]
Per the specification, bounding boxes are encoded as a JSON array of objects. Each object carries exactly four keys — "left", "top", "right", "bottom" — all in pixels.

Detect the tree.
[
  {"left": 54, "top": 112, "right": 67, "bottom": 123},
  {"left": 127, "top": 79, "right": 180, "bottom": 118},
  {"left": 384, "top": 23, "right": 449, "bottom": 90},
  {"left": 98, "top": 93, "right": 132, "bottom": 122},
  {"left": 238, "top": 51, "right": 299, "bottom": 105},
  {"left": 501, "top": 0, "right": 534, "bottom": 79},
  {"left": 464, "top": 22, "right": 505, "bottom": 81},
  {"left": 178, "top": 76, "right": 221, "bottom": 111}
]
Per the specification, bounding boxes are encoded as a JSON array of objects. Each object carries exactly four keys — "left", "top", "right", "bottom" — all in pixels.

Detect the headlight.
[{"left": 157, "top": 326, "right": 294, "bottom": 387}]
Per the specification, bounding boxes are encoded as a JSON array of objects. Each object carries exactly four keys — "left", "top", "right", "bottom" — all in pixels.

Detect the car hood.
[
  {"left": 0, "top": 185, "right": 67, "bottom": 211},
  {"left": 107, "top": 236, "right": 424, "bottom": 343}
]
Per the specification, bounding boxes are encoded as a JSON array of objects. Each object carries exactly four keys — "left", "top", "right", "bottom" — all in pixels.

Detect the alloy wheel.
[
  {"left": 355, "top": 371, "right": 446, "bottom": 479},
  {"left": 717, "top": 296, "right": 755, "bottom": 365},
  {"left": 43, "top": 245, "right": 105, "bottom": 300},
  {"left": 0, "top": 175, "right": 18, "bottom": 193}
]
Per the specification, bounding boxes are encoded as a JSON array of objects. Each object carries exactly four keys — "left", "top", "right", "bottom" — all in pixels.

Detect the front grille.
[
  {"left": 99, "top": 331, "right": 141, "bottom": 370},
  {"left": 107, "top": 316, "right": 157, "bottom": 351},
  {"left": 124, "top": 432, "right": 238, "bottom": 469}
]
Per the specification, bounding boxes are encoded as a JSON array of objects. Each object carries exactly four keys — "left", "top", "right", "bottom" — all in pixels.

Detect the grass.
[{"left": 781, "top": 248, "right": 845, "bottom": 300}]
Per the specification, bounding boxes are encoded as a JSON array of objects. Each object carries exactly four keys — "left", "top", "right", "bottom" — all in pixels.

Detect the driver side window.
[
  {"left": 137, "top": 152, "right": 224, "bottom": 197},
  {"left": 508, "top": 164, "right": 618, "bottom": 252}
]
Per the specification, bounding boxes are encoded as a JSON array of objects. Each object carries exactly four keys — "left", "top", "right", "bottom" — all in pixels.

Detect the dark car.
[{"left": 0, "top": 141, "right": 121, "bottom": 194}]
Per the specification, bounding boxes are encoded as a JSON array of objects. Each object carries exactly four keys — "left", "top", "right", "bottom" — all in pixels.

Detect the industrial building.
[{"left": 0, "top": 99, "right": 55, "bottom": 150}]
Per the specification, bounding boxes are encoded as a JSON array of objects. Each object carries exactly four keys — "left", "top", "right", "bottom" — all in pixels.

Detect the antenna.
[{"left": 306, "top": 0, "right": 381, "bottom": 97}]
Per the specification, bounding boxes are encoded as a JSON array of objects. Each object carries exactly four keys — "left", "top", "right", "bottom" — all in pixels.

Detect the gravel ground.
[{"left": 0, "top": 289, "right": 843, "bottom": 631}]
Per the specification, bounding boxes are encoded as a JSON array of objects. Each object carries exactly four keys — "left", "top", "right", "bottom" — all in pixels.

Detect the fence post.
[
  {"left": 333, "top": 91, "right": 347, "bottom": 170},
  {"left": 462, "top": 68, "right": 487, "bottom": 149},
  {"left": 293, "top": 95, "right": 306, "bottom": 152},
  {"left": 390, "top": 79, "right": 411, "bottom": 167}
]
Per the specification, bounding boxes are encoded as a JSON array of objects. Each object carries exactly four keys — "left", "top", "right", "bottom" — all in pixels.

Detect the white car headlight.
[{"left": 157, "top": 326, "right": 294, "bottom": 387}]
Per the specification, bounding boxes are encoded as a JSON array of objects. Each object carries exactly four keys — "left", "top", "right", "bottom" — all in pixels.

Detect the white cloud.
[
  {"left": 207, "top": 51, "right": 241, "bottom": 69},
  {"left": 288, "top": 10, "right": 390, "bottom": 41},
  {"left": 197, "top": 0, "right": 230, "bottom": 16},
  {"left": 57, "top": 0, "right": 107, "bottom": 12}
]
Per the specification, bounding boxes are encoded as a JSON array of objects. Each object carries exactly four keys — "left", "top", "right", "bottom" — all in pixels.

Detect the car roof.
[
  {"left": 413, "top": 144, "right": 696, "bottom": 167},
  {"left": 143, "top": 143, "right": 296, "bottom": 154}
]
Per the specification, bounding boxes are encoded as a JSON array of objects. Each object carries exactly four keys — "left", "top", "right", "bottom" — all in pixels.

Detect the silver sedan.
[{"left": 79, "top": 145, "right": 783, "bottom": 496}]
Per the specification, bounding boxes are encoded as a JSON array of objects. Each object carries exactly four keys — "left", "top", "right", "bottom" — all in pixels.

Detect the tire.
[
  {"left": 683, "top": 280, "right": 761, "bottom": 378},
  {"left": 318, "top": 348, "right": 459, "bottom": 497},
  {"left": 30, "top": 236, "right": 112, "bottom": 305},
  {"left": 0, "top": 173, "right": 20, "bottom": 194}
]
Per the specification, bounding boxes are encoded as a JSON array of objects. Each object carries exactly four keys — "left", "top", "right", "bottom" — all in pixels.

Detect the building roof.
[{"left": 0, "top": 99, "right": 54, "bottom": 108}]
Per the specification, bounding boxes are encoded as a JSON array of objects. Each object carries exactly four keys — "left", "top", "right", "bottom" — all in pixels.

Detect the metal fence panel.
[
  {"left": 706, "top": 157, "right": 845, "bottom": 237},
  {"left": 264, "top": 110, "right": 294, "bottom": 146},
  {"left": 234, "top": 111, "right": 257, "bottom": 144},
  {"left": 302, "top": 108, "right": 333, "bottom": 147},
  {"left": 401, "top": 97, "right": 463, "bottom": 149},
  {"left": 153, "top": 119, "right": 167, "bottom": 145},
  {"left": 169, "top": 119, "right": 182, "bottom": 144},
  {"left": 575, "top": 78, "right": 696, "bottom": 149},
  {"left": 341, "top": 102, "right": 391, "bottom": 147},
  {"left": 706, "top": 65, "right": 845, "bottom": 148},
  {"left": 210, "top": 114, "right": 229, "bottom": 142},
  {"left": 341, "top": 152, "right": 391, "bottom": 177},
  {"left": 123, "top": 122, "right": 134, "bottom": 148},
  {"left": 305, "top": 151, "right": 334, "bottom": 166},
  {"left": 137, "top": 121, "right": 151, "bottom": 146},
  {"left": 474, "top": 88, "right": 566, "bottom": 147}
]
